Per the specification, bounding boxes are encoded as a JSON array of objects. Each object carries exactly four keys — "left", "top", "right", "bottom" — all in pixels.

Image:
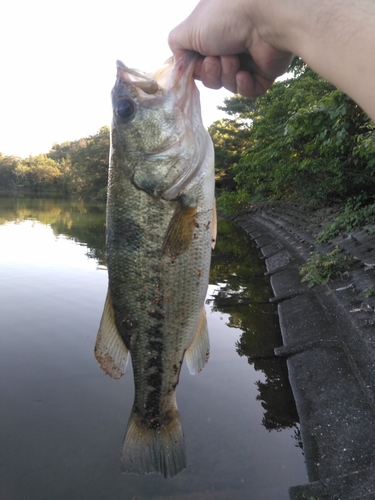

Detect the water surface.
[{"left": 0, "top": 197, "right": 307, "bottom": 499}]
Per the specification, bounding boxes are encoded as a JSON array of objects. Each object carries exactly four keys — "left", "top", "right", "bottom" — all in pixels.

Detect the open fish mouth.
[
  {"left": 113, "top": 53, "right": 208, "bottom": 201},
  {"left": 115, "top": 52, "right": 201, "bottom": 124}
]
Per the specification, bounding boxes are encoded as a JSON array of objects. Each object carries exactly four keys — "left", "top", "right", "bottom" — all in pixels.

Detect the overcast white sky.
[{"left": 0, "top": 0, "right": 231, "bottom": 158}]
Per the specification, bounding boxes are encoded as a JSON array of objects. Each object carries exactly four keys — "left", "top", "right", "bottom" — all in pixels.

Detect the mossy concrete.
[{"left": 231, "top": 202, "right": 375, "bottom": 499}]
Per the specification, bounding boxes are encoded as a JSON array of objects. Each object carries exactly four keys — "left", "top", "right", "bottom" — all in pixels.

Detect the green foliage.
[
  {"left": 364, "top": 286, "right": 375, "bottom": 298},
  {"left": 353, "top": 120, "right": 375, "bottom": 170},
  {"left": 300, "top": 247, "right": 356, "bottom": 288},
  {"left": 48, "top": 126, "right": 110, "bottom": 200},
  {"left": 216, "top": 189, "right": 252, "bottom": 213},
  {"left": 15, "top": 155, "right": 61, "bottom": 192},
  {"left": 0, "top": 127, "right": 110, "bottom": 200},
  {"left": 211, "top": 63, "right": 375, "bottom": 213},
  {"left": 217, "top": 95, "right": 256, "bottom": 118},
  {"left": 208, "top": 118, "right": 250, "bottom": 194},
  {"left": 316, "top": 195, "right": 375, "bottom": 243},
  {"left": 0, "top": 154, "right": 21, "bottom": 190}
]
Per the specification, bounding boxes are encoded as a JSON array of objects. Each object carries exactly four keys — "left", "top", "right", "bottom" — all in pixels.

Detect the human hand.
[{"left": 168, "top": 0, "right": 293, "bottom": 97}]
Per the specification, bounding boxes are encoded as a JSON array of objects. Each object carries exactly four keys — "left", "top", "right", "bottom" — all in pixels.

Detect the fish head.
[{"left": 110, "top": 53, "right": 212, "bottom": 200}]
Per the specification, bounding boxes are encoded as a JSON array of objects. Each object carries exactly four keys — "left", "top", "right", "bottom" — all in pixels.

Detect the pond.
[{"left": 0, "top": 196, "right": 307, "bottom": 500}]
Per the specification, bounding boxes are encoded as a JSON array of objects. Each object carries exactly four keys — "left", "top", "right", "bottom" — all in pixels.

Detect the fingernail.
[
  {"left": 221, "top": 59, "right": 234, "bottom": 76},
  {"left": 193, "top": 58, "right": 203, "bottom": 80},
  {"left": 204, "top": 61, "right": 220, "bottom": 80}
]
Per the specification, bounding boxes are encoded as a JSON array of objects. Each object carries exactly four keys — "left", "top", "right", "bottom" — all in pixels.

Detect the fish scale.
[{"left": 95, "top": 53, "right": 216, "bottom": 478}]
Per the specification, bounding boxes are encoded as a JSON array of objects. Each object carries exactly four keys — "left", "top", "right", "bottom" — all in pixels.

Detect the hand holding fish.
[
  {"left": 169, "top": 0, "right": 375, "bottom": 121},
  {"left": 168, "top": 0, "right": 292, "bottom": 98}
]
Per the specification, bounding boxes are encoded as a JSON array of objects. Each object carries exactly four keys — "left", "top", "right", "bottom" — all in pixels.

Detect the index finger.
[{"left": 168, "top": 28, "right": 190, "bottom": 60}]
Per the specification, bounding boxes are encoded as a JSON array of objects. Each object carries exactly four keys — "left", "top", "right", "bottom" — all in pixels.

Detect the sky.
[{"left": 0, "top": 0, "right": 232, "bottom": 159}]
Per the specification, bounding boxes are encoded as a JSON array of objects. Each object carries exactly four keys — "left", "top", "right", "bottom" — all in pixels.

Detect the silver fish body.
[{"left": 95, "top": 54, "right": 216, "bottom": 478}]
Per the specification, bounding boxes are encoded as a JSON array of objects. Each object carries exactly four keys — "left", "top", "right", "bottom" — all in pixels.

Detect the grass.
[
  {"left": 300, "top": 247, "right": 357, "bottom": 288},
  {"left": 316, "top": 196, "right": 375, "bottom": 243}
]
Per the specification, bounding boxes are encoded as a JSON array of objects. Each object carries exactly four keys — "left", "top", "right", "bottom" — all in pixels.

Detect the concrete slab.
[
  {"left": 254, "top": 234, "right": 275, "bottom": 248},
  {"left": 231, "top": 204, "right": 375, "bottom": 498},
  {"left": 270, "top": 267, "right": 309, "bottom": 300},
  {"left": 266, "top": 250, "right": 293, "bottom": 274},
  {"left": 261, "top": 241, "right": 284, "bottom": 258}
]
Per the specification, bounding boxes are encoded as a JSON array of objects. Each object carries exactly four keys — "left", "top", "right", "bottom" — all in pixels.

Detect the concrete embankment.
[{"left": 231, "top": 202, "right": 375, "bottom": 499}]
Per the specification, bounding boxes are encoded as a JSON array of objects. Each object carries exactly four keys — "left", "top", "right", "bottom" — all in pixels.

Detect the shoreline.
[{"left": 230, "top": 202, "right": 375, "bottom": 498}]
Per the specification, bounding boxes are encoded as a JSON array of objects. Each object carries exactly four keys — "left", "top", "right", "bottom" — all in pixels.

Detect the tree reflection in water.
[
  {"left": 0, "top": 197, "right": 302, "bottom": 445},
  {"left": 208, "top": 218, "right": 301, "bottom": 444},
  {"left": 0, "top": 195, "right": 106, "bottom": 265}
]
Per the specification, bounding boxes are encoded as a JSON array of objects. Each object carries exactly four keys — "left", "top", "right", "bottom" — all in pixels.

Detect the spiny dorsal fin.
[
  {"left": 162, "top": 204, "right": 197, "bottom": 257},
  {"left": 185, "top": 307, "right": 210, "bottom": 374},
  {"left": 94, "top": 290, "right": 129, "bottom": 379}
]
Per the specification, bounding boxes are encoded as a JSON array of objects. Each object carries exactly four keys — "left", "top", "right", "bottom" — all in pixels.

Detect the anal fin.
[
  {"left": 185, "top": 308, "right": 210, "bottom": 374},
  {"left": 94, "top": 289, "right": 129, "bottom": 379}
]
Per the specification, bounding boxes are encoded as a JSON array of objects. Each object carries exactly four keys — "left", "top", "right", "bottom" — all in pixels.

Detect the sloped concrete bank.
[{"left": 230, "top": 203, "right": 375, "bottom": 499}]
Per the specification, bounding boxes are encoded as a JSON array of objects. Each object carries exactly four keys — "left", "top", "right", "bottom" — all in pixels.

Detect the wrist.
[
  {"left": 253, "top": 0, "right": 375, "bottom": 119},
  {"left": 247, "top": 0, "right": 305, "bottom": 53}
]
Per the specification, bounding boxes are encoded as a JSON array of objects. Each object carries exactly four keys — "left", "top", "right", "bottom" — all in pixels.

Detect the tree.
[
  {"left": 69, "top": 126, "right": 109, "bottom": 200},
  {"left": 47, "top": 126, "right": 110, "bottom": 200},
  {"left": 0, "top": 127, "right": 110, "bottom": 198},
  {"left": 212, "top": 64, "right": 375, "bottom": 212},
  {"left": 15, "top": 155, "right": 61, "bottom": 192},
  {"left": 208, "top": 118, "right": 250, "bottom": 194},
  {"left": 0, "top": 154, "right": 21, "bottom": 190}
]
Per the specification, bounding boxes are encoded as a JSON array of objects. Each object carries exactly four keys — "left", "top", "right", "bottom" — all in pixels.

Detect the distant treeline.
[
  {"left": 0, "top": 126, "right": 110, "bottom": 201},
  {"left": 2, "top": 60, "right": 375, "bottom": 211}
]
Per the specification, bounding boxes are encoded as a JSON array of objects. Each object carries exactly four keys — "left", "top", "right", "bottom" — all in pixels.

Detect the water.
[{"left": 0, "top": 197, "right": 307, "bottom": 500}]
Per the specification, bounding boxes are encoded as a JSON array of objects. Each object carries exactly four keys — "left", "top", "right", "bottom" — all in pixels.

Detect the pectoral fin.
[
  {"left": 94, "top": 290, "right": 129, "bottom": 379},
  {"left": 162, "top": 204, "right": 197, "bottom": 257},
  {"left": 185, "top": 308, "right": 210, "bottom": 374}
]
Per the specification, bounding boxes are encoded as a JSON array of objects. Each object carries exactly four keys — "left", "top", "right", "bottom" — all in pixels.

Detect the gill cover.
[{"left": 111, "top": 54, "right": 210, "bottom": 201}]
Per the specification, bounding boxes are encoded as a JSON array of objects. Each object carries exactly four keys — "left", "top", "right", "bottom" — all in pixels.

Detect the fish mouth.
[
  {"left": 115, "top": 52, "right": 200, "bottom": 118},
  {"left": 163, "top": 52, "right": 205, "bottom": 199},
  {"left": 113, "top": 53, "right": 207, "bottom": 201},
  {"left": 116, "top": 60, "right": 161, "bottom": 95},
  {"left": 168, "top": 52, "right": 201, "bottom": 124},
  {"left": 151, "top": 53, "right": 207, "bottom": 201}
]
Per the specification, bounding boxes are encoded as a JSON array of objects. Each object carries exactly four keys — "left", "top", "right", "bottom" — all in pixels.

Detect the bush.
[
  {"left": 216, "top": 190, "right": 252, "bottom": 214},
  {"left": 300, "top": 247, "right": 356, "bottom": 288},
  {"left": 316, "top": 195, "right": 375, "bottom": 243}
]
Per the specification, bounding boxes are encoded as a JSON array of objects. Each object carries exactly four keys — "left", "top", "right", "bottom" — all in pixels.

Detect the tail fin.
[{"left": 121, "top": 409, "right": 186, "bottom": 478}]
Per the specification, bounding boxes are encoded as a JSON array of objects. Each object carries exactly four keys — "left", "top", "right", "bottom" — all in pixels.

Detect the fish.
[{"left": 94, "top": 53, "right": 216, "bottom": 478}]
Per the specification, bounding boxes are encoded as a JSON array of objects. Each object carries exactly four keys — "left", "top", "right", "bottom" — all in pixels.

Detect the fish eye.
[{"left": 115, "top": 99, "right": 135, "bottom": 120}]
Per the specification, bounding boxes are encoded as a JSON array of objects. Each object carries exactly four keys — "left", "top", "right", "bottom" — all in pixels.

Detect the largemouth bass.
[{"left": 94, "top": 53, "right": 216, "bottom": 478}]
